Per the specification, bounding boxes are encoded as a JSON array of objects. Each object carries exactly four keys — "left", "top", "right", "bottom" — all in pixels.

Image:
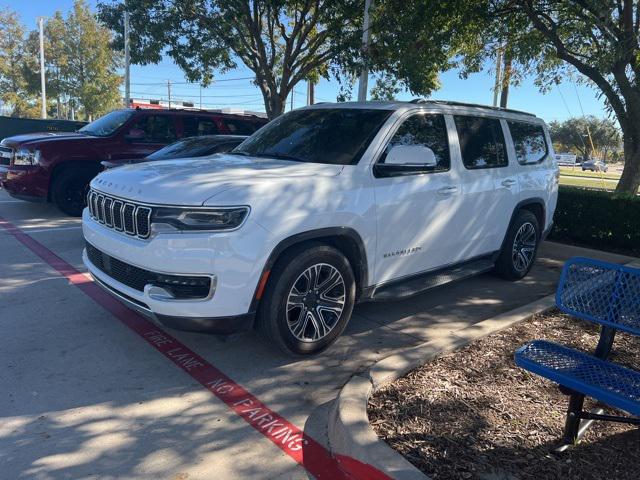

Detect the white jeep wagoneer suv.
[{"left": 83, "top": 100, "right": 558, "bottom": 355}]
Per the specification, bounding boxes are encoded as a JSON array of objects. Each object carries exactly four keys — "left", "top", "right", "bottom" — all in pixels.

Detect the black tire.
[
  {"left": 494, "top": 210, "right": 540, "bottom": 281},
  {"left": 257, "top": 242, "right": 356, "bottom": 356},
  {"left": 51, "top": 167, "right": 97, "bottom": 217}
]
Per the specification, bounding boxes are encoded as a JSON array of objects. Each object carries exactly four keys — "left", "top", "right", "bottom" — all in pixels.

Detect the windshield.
[
  {"left": 79, "top": 110, "right": 136, "bottom": 137},
  {"left": 233, "top": 108, "right": 393, "bottom": 165},
  {"left": 148, "top": 136, "right": 233, "bottom": 160}
]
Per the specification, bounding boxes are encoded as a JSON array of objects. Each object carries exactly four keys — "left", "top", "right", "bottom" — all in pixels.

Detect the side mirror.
[
  {"left": 385, "top": 144, "right": 437, "bottom": 167},
  {"left": 125, "top": 128, "right": 145, "bottom": 141}
]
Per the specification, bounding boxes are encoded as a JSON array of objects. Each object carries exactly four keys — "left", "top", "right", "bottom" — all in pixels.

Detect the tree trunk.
[
  {"left": 265, "top": 93, "right": 286, "bottom": 120},
  {"left": 617, "top": 130, "right": 640, "bottom": 194},
  {"left": 500, "top": 52, "right": 512, "bottom": 109}
]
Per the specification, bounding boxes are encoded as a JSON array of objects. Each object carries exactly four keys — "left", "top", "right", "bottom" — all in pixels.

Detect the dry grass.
[{"left": 368, "top": 311, "right": 640, "bottom": 480}]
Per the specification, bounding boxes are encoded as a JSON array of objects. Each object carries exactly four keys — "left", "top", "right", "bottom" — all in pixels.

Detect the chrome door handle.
[
  {"left": 501, "top": 179, "right": 517, "bottom": 187},
  {"left": 437, "top": 186, "right": 458, "bottom": 195}
]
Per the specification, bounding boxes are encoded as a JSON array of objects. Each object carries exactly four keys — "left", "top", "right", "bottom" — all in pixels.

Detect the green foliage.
[
  {"left": 550, "top": 116, "right": 621, "bottom": 160},
  {"left": 63, "top": 0, "right": 122, "bottom": 119},
  {"left": 98, "top": 0, "right": 363, "bottom": 118},
  {"left": 367, "top": 1, "right": 640, "bottom": 194},
  {"left": 369, "top": 75, "right": 402, "bottom": 101},
  {"left": 0, "top": 9, "right": 39, "bottom": 117},
  {"left": 0, "top": 2, "right": 121, "bottom": 120},
  {"left": 550, "top": 186, "right": 640, "bottom": 256}
]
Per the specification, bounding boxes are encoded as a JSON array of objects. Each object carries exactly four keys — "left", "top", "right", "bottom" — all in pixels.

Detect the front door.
[{"left": 372, "top": 112, "right": 464, "bottom": 284}]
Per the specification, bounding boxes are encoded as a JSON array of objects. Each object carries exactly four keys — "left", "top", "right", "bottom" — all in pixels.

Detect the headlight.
[
  {"left": 14, "top": 149, "right": 41, "bottom": 165},
  {"left": 151, "top": 206, "right": 249, "bottom": 231}
]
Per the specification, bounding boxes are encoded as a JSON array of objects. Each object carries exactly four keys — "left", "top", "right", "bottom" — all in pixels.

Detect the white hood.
[{"left": 90, "top": 154, "right": 344, "bottom": 205}]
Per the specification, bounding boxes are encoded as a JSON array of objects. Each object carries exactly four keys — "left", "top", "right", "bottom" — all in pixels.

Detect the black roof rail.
[{"left": 408, "top": 98, "right": 536, "bottom": 117}]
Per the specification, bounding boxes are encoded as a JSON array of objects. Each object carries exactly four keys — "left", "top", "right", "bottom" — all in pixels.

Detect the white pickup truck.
[{"left": 82, "top": 100, "right": 558, "bottom": 355}]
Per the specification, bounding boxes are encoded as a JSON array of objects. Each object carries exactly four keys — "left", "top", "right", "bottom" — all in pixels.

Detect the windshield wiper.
[{"left": 227, "top": 150, "right": 252, "bottom": 156}]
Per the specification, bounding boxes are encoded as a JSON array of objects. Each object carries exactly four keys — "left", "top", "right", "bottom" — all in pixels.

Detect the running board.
[{"left": 370, "top": 259, "right": 495, "bottom": 301}]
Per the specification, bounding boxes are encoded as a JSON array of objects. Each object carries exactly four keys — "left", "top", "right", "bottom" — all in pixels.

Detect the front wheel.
[
  {"left": 494, "top": 210, "right": 540, "bottom": 280},
  {"left": 51, "top": 167, "right": 97, "bottom": 216},
  {"left": 257, "top": 243, "right": 356, "bottom": 356}
]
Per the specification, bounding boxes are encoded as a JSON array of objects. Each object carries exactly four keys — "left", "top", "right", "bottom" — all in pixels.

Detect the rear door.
[
  {"left": 372, "top": 111, "right": 465, "bottom": 284},
  {"left": 112, "top": 113, "right": 179, "bottom": 160},
  {"left": 453, "top": 115, "right": 520, "bottom": 257},
  {"left": 506, "top": 119, "right": 556, "bottom": 232},
  {"left": 181, "top": 115, "right": 221, "bottom": 137}
]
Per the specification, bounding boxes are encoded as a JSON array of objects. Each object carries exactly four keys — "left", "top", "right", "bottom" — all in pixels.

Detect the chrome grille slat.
[
  {"left": 88, "top": 189, "right": 151, "bottom": 240},
  {"left": 113, "top": 200, "right": 124, "bottom": 231},
  {"left": 123, "top": 203, "right": 137, "bottom": 235},
  {"left": 96, "top": 195, "right": 105, "bottom": 224},
  {"left": 135, "top": 206, "right": 152, "bottom": 239},
  {"left": 103, "top": 198, "right": 113, "bottom": 226}
]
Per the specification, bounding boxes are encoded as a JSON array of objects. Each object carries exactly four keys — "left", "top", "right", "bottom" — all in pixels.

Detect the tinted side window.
[
  {"left": 225, "top": 119, "right": 257, "bottom": 135},
  {"left": 454, "top": 116, "right": 507, "bottom": 169},
  {"left": 380, "top": 114, "right": 450, "bottom": 171},
  {"left": 183, "top": 116, "right": 220, "bottom": 136},
  {"left": 131, "top": 115, "right": 177, "bottom": 143},
  {"left": 508, "top": 121, "right": 548, "bottom": 165}
]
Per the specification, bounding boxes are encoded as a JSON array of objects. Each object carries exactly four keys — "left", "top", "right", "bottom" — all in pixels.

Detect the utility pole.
[
  {"left": 357, "top": 0, "right": 373, "bottom": 102},
  {"left": 199, "top": 86, "right": 202, "bottom": 109},
  {"left": 124, "top": 10, "right": 130, "bottom": 108},
  {"left": 37, "top": 17, "right": 47, "bottom": 119},
  {"left": 492, "top": 47, "right": 502, "bottom": 107},
  {"left": 307, "top": 81, "right": 315, "bottom": 106},
  {"left": 167, "top": 80, "right": 172, "bottom": 108},
  {"left": 290, "top": 89, "right": 294, "bottom": 111}
]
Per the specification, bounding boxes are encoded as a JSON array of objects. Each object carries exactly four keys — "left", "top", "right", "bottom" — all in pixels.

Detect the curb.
[{"left": 328, "top": 293, "right": 557, "bottom": 480}]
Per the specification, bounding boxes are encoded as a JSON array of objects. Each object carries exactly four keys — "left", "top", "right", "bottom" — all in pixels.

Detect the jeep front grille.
[{"left": 87, "top": 189, "right": 152, "bottom": 239}]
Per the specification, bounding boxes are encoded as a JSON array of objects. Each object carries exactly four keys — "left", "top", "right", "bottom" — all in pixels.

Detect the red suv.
[{"left": 0, "top": 108, "right": 267, "bottom": 216}]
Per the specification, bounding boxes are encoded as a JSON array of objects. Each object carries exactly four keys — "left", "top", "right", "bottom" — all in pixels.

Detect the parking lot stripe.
[{"left": 0, "top": 216, "right": 392, "bottom": 480}]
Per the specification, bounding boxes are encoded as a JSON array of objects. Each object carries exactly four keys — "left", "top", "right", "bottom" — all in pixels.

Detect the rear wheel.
[
  {"left": 51, "top": 167, "right": 97, "bottom": 217},
  {"left": 257, "top": 243, "right": 356, "bottom": 356},
  {"left": 495, "top": 210, "right": 540, "bottom": 280}
]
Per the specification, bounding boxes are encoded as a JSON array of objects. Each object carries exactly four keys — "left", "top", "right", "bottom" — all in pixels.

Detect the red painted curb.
[{"left": 0, "top": 217, "right": 393, "bottom": 480}]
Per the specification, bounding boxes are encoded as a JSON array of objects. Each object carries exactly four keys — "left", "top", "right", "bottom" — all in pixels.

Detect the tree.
[
  {"left": 64, "top": 0, "right": 122, "bottom": 120},
  {"left": 367, "top": 1, "right": 640, "bottom": 194},
  {"left": 0, "top": 9, "right": 39, "bottom": 117},
  {"left": 550, "top": 116, "right": 621, "bottom": 161},
  {"left": 98, "top": 0, "right": 362, "bottom": 119},
  {"left": 24, "top": 12, "right": 69, "bottom": 118},
  {"left": 505, "top": 1, "right": 640, "bottom": 194}
]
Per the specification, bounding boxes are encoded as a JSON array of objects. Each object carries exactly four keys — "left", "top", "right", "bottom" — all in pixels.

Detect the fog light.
[{"left": 150, "top": 274, "right": 214, "bottom": 299}]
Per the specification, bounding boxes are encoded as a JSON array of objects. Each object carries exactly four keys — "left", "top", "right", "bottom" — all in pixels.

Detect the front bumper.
[
  {"left": 1, "top": 165, "right": 49, "bottom": 200},
  {"left": 85, "top": 248, "right": 256, "bottom": 334},
  {"left": 82, "top": 209, "right": 273, "bottom": 334}
]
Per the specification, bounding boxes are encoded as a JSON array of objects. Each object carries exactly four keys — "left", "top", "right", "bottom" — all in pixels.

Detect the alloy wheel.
[
  {"left": 286, "top": 263, "right": 346, "bottom": 342},
  {"left": 512, "top": 222, "right": 537, "bottom": 273}
]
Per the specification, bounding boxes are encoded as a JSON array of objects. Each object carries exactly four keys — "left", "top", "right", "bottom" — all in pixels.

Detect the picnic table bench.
[{"left": 515, "top": 257, "right": 640, "bottom": 451}]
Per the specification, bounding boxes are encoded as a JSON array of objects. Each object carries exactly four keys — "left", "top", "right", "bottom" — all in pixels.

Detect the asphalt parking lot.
[{"left": 1, "top": 187, "right": 636, "bottom": 480}]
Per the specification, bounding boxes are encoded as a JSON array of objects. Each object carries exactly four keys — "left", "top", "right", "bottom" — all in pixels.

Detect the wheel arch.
[
  {"left": 48, "top": 160, "right": 103, "bottom": 201},
  {"left": 250, "top": 227, "right": 369, "bottom": 311},
  {"left": 499, "top": 198, "right": 546, "bottom": 252}
]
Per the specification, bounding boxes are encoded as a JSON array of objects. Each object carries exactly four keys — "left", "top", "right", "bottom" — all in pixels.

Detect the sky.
[{"left": 8, "top": 0, "right": 611, "bottom": 123}]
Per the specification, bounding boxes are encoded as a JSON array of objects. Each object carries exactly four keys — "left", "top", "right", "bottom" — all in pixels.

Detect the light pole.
[
  {"left": 124, "top": 10, "right": 130, "bottom": 108},
  {"left": 37, "top": 16, "right": 47, "bottom": 119},
  {"left": 357, "top": 0, "right": 373, "bottom": 102}
]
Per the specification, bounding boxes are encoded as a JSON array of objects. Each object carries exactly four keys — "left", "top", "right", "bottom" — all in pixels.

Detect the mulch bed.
[{"left": 368, "top": 311, "right": 640, "bottom": 480}]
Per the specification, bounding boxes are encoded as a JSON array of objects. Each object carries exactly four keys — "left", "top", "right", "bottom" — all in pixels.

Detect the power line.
[{"left": 129, "top": 76, "right": 255, "bottom": 86}]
